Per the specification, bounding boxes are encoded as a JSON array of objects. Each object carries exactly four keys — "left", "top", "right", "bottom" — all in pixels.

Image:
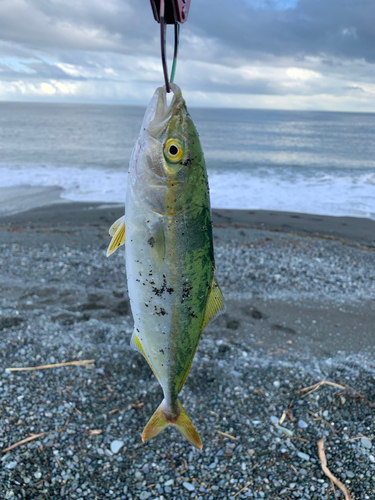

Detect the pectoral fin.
[
  {"left": 148, "top": 225, "right": 165, "bottom": 263},
  {"left": 107, "top": 217, "right": 125, "bottom": 257},
  {"left": 108, "top": 216, "right": 125, "bottom": 236},
  {"left": 201, "top": 276, "right": 226, "bottom": 331}
]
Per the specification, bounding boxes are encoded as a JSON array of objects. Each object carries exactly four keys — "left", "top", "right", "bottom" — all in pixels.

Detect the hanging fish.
[{"left": 107, "top": 83, "right": 225, "bottom": 449}]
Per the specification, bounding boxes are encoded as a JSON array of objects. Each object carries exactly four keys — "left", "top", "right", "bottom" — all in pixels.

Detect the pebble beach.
[{"left": 1, "top": 195, "right": 375, "bottom": 500}]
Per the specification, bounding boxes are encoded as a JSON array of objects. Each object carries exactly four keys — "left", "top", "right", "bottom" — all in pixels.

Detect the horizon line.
[{"left": 0, "top": 98, "right": 374, "bottom": 115}]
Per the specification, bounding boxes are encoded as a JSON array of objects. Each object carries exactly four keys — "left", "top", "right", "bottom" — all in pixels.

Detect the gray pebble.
[
  {"left": 298, "top": 419, "right": 308, "bottom": 429},
  {"left": 110, "top": 440, "right": 124, "bottom": 454},
  {"left": 361, "top": 438, "right": 372, "bottom": 449},
  {"left": 183, "top": 482, "right": 195, "bottom": 491},
  {"left": 142, "top": 463, "right": 150, "bottom": 474},
  {"left": 5, "top": 461, "right": 17, "bottom": 470}
]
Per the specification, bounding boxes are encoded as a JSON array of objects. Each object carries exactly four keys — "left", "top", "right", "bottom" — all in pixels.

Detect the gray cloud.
[
  {"left": 0, "top": 0, "right": 374, "bottom": 109},
  {"left": 188, "top": 0, "right": 375, "bottom": 64},
  {"left": 1, "top": 0, "right": 373, "bottom": 62}
]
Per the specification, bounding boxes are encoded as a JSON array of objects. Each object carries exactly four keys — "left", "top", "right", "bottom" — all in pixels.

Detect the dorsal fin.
[
  {"left": 201, "top": 276, "right": 226, "bottom": 331},
  {"left": 107, "top": 217, "right": 125, "bottom": 257}
]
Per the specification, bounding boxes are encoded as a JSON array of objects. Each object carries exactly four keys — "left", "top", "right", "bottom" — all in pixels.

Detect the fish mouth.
[{"left": 149, "top": 83, "right": 185, "bottom": 139}]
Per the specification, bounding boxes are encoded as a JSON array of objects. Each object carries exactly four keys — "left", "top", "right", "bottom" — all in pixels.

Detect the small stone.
[
  {"left": 110, "top": 440, "right": 124, "bottom": 454},
  {"left": 273, "top": 380, "right": 280, "bottom": 389},
  {"left": 139, "top": 492, "right": 151, "bottom": 500},
  {"left": 297, "top": 452, "right": 310, "bottom": 461},
  {"left": 164, "top": 479, "right": 174, "bottom": 486},
  {"left": 298, "top": 419, "right": 308, "bottom": 429},
  {"left": 142, "top": 463, "right": 150, "bottom": 474},
  {"left": 346, "top": 471, "right": 355, "bottom": 479},
  {"left": 5, "top": 461, "right": 18, "bottom": 469},
  {"left": 275, "top": 425, "right": 293, "bottom": 437},
  {"left": 135, "top": 471, "right": 143, "bottom": 480},
  {"left": 183, "top": 482, "right": 195, "bottom": 492},
  {"left": 270, "top": 416, "right": 279, "bottom": 425},
  {"left": 34, "top": 471, "right": 42, "bottom": 479},
  {"left": 361, "top": 438, "right": 372, "bottom": 449}
]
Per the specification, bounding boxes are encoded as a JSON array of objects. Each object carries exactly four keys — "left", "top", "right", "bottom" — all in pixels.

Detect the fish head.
[{"left": 130, "top": 84, "right": 206, "bottom": 215}]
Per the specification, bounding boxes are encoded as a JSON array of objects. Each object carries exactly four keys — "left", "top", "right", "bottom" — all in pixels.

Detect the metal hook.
[{"left": 160, "top": 0, "right": 180, "bottom": 93}]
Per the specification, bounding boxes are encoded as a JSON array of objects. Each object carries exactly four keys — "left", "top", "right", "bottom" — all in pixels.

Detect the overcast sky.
[{"left": 0, "top": 0, "right": 374, "bottom": 111}]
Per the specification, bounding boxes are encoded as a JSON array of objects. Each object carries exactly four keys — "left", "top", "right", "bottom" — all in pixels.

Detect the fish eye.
[{"left": 164, "top": 138, "right": 184, "bottom": 163}]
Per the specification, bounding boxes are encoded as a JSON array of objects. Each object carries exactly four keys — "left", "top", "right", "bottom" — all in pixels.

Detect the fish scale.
[{"left": 107, "top": 83, "right": 225, "bottom": 449}]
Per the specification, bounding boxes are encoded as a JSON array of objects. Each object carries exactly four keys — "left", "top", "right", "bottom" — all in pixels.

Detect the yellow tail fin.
[{"left": 142, "top": 399, "right": 202, "bottom": 450}]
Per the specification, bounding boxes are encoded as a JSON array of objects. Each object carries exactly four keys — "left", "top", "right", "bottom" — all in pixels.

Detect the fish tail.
[{"left": 142, "top": 399, "right": 202, "bottom": 450}]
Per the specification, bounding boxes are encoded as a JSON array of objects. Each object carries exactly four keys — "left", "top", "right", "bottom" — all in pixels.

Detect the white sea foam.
[{"left": 0, "top": 164, "right": 374, "bottom": 220}]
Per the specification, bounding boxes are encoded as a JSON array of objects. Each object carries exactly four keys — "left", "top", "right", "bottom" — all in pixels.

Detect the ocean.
[{"left": 0, "top": 101, "right": 374, "bottom": 219}]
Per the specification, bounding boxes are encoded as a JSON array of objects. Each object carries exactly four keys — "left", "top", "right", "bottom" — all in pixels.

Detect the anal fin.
[{"left": 131, "top": 331, "right": 160, "bottom": 383}]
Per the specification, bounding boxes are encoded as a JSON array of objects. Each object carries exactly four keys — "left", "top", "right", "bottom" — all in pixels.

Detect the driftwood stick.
[
  {"left": 6, "top": 360, "right": 95, "bottom": 372},
  {"left": 2, "top": 432, "right": 46, "bottom": 454},
  {"left": 318, "top": 439, "right": 351, "bottom": 500}
]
